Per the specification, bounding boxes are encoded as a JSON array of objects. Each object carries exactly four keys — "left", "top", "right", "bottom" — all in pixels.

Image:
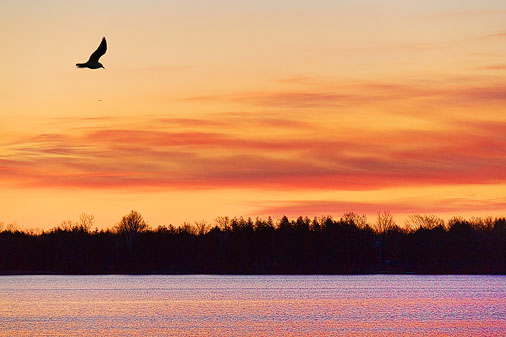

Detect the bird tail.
[{"left": 76, "top": 63, "right": 87, "bottom": 68}]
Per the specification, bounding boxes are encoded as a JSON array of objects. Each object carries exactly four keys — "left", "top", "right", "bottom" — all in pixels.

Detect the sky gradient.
[{"left": 1, "top": 0, "right": 506, "bottom": 229}]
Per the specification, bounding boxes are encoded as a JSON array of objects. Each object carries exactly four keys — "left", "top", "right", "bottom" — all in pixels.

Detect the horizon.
[
  {"left": 1, "top": 210, "right": 504, "bottom": 234},
  {"left": 1, "top": 0, "right": 506, "bottom": 230}
]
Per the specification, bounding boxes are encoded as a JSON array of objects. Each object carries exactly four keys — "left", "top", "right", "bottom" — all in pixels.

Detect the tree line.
[{"left": 0, "top": 211, "right": 505, "bottom": 274}]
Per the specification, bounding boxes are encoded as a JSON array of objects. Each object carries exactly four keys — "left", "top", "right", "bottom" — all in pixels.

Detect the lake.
[{"left": 0, "top": 275, "right": 504, "bottom": 336}]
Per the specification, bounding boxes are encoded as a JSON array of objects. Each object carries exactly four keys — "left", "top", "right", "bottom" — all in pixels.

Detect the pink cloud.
[
  {"left": 159, "top": 116, "right": 314, "bottom": 130},
  {"left": 483, "top": 32, "right": 506, "bottom": 39},
  {"left": 2, "top": 86, "right": 505, "bottom": 192},
  {"left": 253, "top": 198, "right": 506, "bottom": 219},
  {"left": 1, "top": 116, "right": 505, "bottom": 191}
]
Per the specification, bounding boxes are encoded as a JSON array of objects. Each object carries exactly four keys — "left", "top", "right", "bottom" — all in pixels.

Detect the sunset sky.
[{"left": 1, "top": 0, "right": 506, "bottom": 229}]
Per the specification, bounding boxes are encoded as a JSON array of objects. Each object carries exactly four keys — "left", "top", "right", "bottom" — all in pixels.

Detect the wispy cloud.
[
  {"left": 2, "top": 113, "right": 505, "bottom": 191},
  {"left": 158, "top": 116, "right": 314, "bottom": 130},
  {"left": 483, "top": 32, "right": 506, "bottom": 39},
  {"left": 180, "top": 80, "right": 506, "bottom": 109},
  {"left": 478, "top": 64, "right": 506, "bottom": 71},
  {"left": 253, "top": 197, "right": 506, "bottom": 219}
]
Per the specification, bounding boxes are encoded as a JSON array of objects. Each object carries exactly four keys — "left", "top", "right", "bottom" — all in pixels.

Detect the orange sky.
[{"left": 1, "top": 1, "right": 506, "bottom": 229}]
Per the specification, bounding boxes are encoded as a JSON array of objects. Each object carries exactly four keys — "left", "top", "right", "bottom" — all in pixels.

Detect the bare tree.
[
  {"left": 215, "top": 216, "right": 231, "bottom": 231},
  {"left": 374, "top": 211, "right": 396, "bottom": 234},
  {"left": 405, "top": 214, "right": 444, "bottom": 231},
  {"left": 469, "top": 216, "right": 494, "bottom": 231},
  {"left": 115, "top": 210, "right": 148, "bottom": 250},
  {"left": 194, "top": 220, "right": 210, "bottom": 235},
  {"left": 179, "top": 222, "right": 196, "bottom": 235},
  {"left": 342, "top": 212, "right": 368, "bottom": 229},
  {"left": 116, "top": 210, "right": 147, "bottom": 234},
  {"left": 58, "top": 219, "right": 76, "bottom": 231},
  {"left": 78, "top": 212, "right": 95, "bottom": 232}
]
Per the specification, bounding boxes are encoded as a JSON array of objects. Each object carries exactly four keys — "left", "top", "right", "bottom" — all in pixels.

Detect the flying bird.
[{"left": 76, "top": 37, "right": 107, "bottom": 69}]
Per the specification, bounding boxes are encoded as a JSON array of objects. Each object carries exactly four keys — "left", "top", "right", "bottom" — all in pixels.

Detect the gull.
[{"left": 76, "top": 37, "right": 107, "bottom": 69}]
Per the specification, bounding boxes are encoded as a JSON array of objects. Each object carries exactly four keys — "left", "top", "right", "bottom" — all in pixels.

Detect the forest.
[{"left": 0, "top": 211, "right": 505, "bottom": 274}]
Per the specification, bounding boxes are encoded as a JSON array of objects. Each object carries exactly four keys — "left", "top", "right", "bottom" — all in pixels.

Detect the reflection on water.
[{"left": 0, "top": 275, "right": 505, "bottom": 336}]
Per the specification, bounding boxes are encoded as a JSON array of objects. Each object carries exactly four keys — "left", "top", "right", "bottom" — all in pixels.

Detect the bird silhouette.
[{"left": 76, "top": 37, "right": 107, "bottom": 69}]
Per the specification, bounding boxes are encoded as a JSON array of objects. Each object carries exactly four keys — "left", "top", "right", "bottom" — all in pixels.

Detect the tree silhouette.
[
  {"left": 406, "top": 214, "right": 444, "bottom": 231},
  {"left": 78, "top": 212, "right": 95, "bottom": 232},
  {"left": 115, "top": 210, "right": 148, "bottom": 251},
  {"left": 374, "top": 211, "right": 397, "bottom": 234},
  {"left": 0, "top": 213, "right": 505, "bottom": 275}
]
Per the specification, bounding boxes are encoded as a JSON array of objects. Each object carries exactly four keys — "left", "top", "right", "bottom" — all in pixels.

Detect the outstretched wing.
[{"left": 88, "top": 37, "right": 107, "bottom": 63}]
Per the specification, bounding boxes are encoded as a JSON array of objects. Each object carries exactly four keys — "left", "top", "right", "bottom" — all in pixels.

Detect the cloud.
[
  {"left": 246, "top": 92, "right": 354, "bottom": 108},
  {"left": 2, "top": 115, "right": 505, "bottom": 191},
  {"left": 158, "top": 116, "right": 314, "bottom": 130},
  {"left": 52, "top": 116, "right": 114, "bottom": 122},
  {"left": 2, "top": 75, "right": 505, "bottom": 192},
  {"left": 253, "top": 197, "right": 506, "bottom": 219},
  {"left": 180, "top": 80, "right": 506, "bottom": 109},
  {"left": 483, "top": 32, "right": 506, "bottom": 39},
  {"left": 478, "top": 64, "right": 506, "bottom": 71}
]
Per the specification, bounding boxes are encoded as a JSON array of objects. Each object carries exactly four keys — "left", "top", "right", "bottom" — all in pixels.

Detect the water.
[{"left": 0, "top": 275, "right": 504, "bottom": 336}]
